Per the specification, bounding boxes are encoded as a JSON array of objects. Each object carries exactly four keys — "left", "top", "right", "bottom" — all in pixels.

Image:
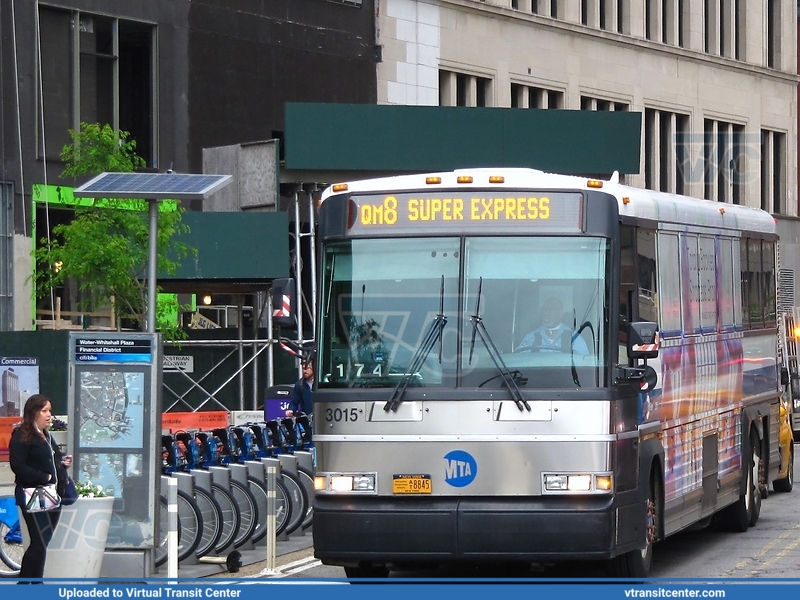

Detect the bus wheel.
[
  {"left": 344, "top": 563, "right": 390, "bottom": 579},
  {"left": 748, "top": 433, "right": 762, "bottom": 527},
  {"left": 608, "top": 473, "right": 659, "bottom": 578},
  {"left": 718, "top": 431, "right": 758, "bottom": 532}
]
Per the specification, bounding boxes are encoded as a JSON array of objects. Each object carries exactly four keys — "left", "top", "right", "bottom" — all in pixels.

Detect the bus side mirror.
[
  {"left": 627, "top": 322, "right": 659, "bottom": 359},
  {"left": 781, "top": 367, "right": 790, "bottom": 387},
  {"left": 272, "top": 278, "right": 297, "bottom": 327},
  {"left": 641, "top": 365, "right": 658, "bottom": 391}
]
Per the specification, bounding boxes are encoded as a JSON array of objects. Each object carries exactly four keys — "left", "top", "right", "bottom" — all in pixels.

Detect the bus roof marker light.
[
  {"left": 587, "top": 179, "right": 603, "bottom": 189},
  {"left": 622, "top": 197, "right": 630, "bottom": 205},
  {"left": 719, "top": 207, "right": 725, "bottom": 215},
  {"left": 426, "top": 177, "right": 442, "bottom": 185},
  {"left": 457, "top": 176, "right": 473, "bottom": 184},
  {"left": 332, "top": 183, "right": 349, "bottom": 193},
  {"left": 489, "top": 176, "right": 505, "bottom": 184}
]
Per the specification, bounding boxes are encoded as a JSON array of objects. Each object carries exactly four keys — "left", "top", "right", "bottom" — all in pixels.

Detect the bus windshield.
[
  {"left": 462, "top": 237, "right": 609, "bottom": 389},
  {"left": 318, "top": 236, "right": 610, "bottom": 389}
]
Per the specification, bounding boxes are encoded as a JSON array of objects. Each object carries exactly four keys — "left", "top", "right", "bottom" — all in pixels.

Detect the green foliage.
[
  {"left": 60, "top": 123, "right": 146, "bottom": 178},
  {"left": 35, "top": 123, "right": 193, "bottom": 338}
]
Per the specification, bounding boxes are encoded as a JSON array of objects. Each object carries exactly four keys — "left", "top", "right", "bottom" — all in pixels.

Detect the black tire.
[
  {"left": 717, "top": 432, "right": 758, "bottom": 532},
  {"left": 155, "top": 495, "right": 181, "bottom": 568},
  {"left": 274, "top": 477, "right": 292, "bottom": 536},
  {"left": 608, "top": 470, "right": 660, "bottom": 578},
  {"left": 344, "top": 563, "right": 390, "bottom": 578},
  {"left": 748, "top": 434, "right": 762, "bottom": 527},
  {"left": 210, "top": 483, "right": 241, "bottom": 553},
  {"left": 246, "top": 475, "right": 293, "bottom": 541},
  {"left": 0, "top": 521, "right": 22, "bottom": 576},
  {"left": 193, "top": 486, "right": 223, "bottom": 558},
  {"left": 773, "top": 443, "right": 794, "bottom": 493},
  {"left": 228, "top": 479, "right": 258, "bottom": 547},
  {"left": 176, "top": 489, "right": 204, "bottom": 561},
  {"left": 281, "top": 470, "right": 309, "bottom": 536},
  {"left": 297, "top": 466, "right": 315, "bottom": 530}
]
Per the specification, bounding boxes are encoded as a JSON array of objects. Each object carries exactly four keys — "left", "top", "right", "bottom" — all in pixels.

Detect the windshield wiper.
[
  {"left": 385, "top": 276, "right": 447, "bottom": 412},
  {"left": 469, "top": 278, "right": 530, "bottom": 412}
]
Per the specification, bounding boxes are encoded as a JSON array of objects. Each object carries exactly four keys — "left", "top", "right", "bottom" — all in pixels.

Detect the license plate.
[{"left": 392, "top": 474, "right": 432, "bottom": 494}]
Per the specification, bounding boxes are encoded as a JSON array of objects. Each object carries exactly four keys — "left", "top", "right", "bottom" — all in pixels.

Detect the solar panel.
[{"left": 74, "top": 172, "right": 232, "bottom": 200}]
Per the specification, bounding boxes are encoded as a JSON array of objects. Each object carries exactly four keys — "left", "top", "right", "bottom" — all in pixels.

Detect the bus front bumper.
[{"left": 313, "top": 494, "right": 630, "bottom": 566}]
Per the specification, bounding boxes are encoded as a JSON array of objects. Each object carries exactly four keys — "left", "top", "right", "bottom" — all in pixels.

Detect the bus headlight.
[
  {"left": 316, "top": 472, "right": 377, "bottom": 494},
  {"left": 543, "top": 473, "right": 613, "bottom": 494}
]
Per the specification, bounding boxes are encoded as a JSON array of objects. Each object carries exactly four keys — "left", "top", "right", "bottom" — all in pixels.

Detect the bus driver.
[{"left": 515, "top": 296, "right": 589, "bottom": 354}]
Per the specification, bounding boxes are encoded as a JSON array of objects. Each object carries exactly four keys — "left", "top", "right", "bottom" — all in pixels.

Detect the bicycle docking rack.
[
  {"left": 228, "top": 464, "right": 256, "bottom": 552},
  {"left": 277, "top": 454, "right": 303, "bottom": 538},
  {"left": 186, "top": 469, "right": 242, "bottom": 572},
  {"left": 171, "top": 472, "right": 201, "bottom": 566},
  {"left": 294, "top": 450, "right": 314, "bottom": 477}
]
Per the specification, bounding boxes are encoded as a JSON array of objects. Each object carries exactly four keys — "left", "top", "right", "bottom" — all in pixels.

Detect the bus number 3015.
[{"left": 326, "top": 407, "right": 360, "bottom": 422}]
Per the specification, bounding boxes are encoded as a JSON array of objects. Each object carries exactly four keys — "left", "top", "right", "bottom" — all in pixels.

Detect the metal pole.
[
  {"left": 166, "top": 477, "right": 178, "bottom": 581},
  {"left": 146, "top": 198, "right": 158, "bottom": 333},
  {"left": 294, "top": 192, "right": 303, "bottom": 378},
  {"left": 238, "top": 296, "right": 244, "bottom": 410},
  {"left": 265, "top": 462, "right": 277, "bottom": 572},
  {"left": 308, "top": 190, "right": 317, "bottom": 339},
  {"left": 267, "top": 292, "right": 274, "bottom": 388}
]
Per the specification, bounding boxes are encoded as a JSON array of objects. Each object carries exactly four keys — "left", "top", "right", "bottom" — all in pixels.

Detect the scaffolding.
[{"left": 161, "top": 189, "right": 318, "bottom": 412}]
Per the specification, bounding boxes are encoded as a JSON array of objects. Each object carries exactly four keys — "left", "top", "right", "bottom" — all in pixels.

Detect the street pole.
[{"left": 147, "top": 198, "right": 158, "bottom": 333}]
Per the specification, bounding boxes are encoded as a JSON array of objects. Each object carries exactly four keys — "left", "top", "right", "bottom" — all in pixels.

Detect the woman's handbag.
[
  {"left": 61, "top": 476, "right": 78, "bottom": 506},
  {"left": 23, "top": 484, "right": 61, "bottom": 512}
]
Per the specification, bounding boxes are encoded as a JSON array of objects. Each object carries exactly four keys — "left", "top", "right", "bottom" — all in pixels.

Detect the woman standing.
[{"left": 9, "top": 394, "right": 72, "bottom": 582}]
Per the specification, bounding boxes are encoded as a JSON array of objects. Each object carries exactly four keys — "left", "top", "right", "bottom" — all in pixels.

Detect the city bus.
[{"left": 310, "top": 168, "right": 781, "bottom": 578}]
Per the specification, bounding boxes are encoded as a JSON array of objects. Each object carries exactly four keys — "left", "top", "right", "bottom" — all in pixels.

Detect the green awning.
[
  {"left": 160, "top": 211, "right": 290, "bottom": 293},
  {"left": 285, "top": 103, "right": 641, "bottom": 175}
]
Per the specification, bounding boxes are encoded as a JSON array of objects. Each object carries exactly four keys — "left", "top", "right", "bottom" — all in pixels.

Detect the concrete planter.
[{"left": 44, "top": 495, "right": 114, "bottom": 580}]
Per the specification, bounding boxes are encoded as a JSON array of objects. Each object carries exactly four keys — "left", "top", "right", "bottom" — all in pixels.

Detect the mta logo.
[{"left": 444, "top": 450, "right": 477, "bottom": 487}]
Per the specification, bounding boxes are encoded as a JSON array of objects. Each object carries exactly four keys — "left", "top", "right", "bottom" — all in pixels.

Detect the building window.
[
  {"left": 39, "top": 6, "right": 157, "bottom": 167},
  {"left": 440, "top": 70, "right": 493, "bottom": 107},
  {"left": 761, "top": 130, "right": 786, "bottom": 214},
  {"left": 700, "top": 119, "right": 746, "bottom": 204},
  {"left": 512, "top": 84, "right": 564, "bottom": 109},
  {"left": 703, "top": 0, "right": 716, "bottom": 54},
  {"left": 646, "top": 0, "right": 684, "bottom": 45},
  {"left": 766, "top": 0, "right": 780, "bottom": 68},
  {"left": 644, "top": 108, "right": 689, "bottom": 195},
  {"left": 580, "top": 96, "right": 628, "bottom": 112},
  {"left": 532, "top": 0, "right": 562, "bottom": 19}
]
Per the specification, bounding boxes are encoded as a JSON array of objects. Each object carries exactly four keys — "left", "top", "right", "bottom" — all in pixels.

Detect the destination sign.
[{"left": 348, "top": 192, "right": 584, "bottom": 234}]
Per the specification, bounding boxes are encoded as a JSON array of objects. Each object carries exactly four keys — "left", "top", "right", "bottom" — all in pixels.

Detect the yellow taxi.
[{"left": 772, "top": 395, "right": 794, "bottom": 493}]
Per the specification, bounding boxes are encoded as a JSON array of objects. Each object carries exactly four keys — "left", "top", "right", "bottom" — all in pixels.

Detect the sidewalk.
[{"left": 0, "top": 461, "right": 314, "bottom": 578}]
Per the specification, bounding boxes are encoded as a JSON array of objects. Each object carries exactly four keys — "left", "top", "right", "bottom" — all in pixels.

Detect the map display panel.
[{"left": 78, "top": 371, "right": 145, "bottom": 450}]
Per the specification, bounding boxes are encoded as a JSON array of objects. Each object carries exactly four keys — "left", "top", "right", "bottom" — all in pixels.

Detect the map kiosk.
[{"left": 67, "top": 332, "right": 162, "bottom": 577}]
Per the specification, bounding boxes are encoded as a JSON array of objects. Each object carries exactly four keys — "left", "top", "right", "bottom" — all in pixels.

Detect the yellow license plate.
[{"left": 392, "top": 474, "right": 432, "bottom": 494}]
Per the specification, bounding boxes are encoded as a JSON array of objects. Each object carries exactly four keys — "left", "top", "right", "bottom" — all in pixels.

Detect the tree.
[{"left": 35, "top": 123, "right": 192, "bottom": 338}]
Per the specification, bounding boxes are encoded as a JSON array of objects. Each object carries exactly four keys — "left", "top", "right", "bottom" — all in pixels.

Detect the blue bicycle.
[{"left": 0, "top": 496, "right": 22, "bottom": 577}]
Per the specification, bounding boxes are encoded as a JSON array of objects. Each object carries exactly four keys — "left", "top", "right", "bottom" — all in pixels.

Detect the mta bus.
[{"left": 310, "top": 168, "right": 782, "bottom": 577}]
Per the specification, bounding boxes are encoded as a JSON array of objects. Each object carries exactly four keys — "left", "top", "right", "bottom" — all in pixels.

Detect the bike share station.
[{"left": 63, "top": 332, "right": 311, "bottom": 579}]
